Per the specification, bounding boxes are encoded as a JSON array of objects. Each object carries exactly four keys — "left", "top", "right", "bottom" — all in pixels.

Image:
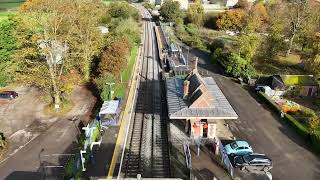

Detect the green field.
[{"left": 0, "top": 0, "right": 25, "bottom": 21}]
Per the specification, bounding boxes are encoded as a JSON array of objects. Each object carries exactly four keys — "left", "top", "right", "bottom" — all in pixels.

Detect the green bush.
[
  {"left": 107, "top": 1, "right": 140, "bottom": 21},
  {"left": 209, "top": 38, "right": 225, "bottom": 54},
  {"left": 313, "top": 99, "right": 320, "bottom": 109}
]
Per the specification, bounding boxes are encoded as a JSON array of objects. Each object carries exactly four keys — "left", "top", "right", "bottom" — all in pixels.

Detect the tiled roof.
[{"left": 166, "top": 72, "right": 238, "bottom": 120}]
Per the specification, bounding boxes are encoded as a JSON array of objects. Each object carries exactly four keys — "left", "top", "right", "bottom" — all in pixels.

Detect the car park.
[
  {"left": 234, "top": 153, "right": 273, "bottom": 172},
  {"left": 224, "top": 140, "right": 253, "bottom": 156},
  {"left": 0, "top": 91, "right": 18, "bottom": 100}
]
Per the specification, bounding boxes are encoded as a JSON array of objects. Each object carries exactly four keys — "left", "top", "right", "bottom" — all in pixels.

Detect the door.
[{"left": 307, "top": 87, "right": 313, "bottom": 96}]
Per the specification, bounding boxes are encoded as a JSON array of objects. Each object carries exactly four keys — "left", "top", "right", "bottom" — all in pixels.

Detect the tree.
[
  {"left": 285, "top": 0, "right": 311, "bottom": 56},
  {"left": 224, "top": 53, "right": 255, "bottom": 79},
  {"left": 237, "top": 33, "right": 261, "bottom": 61},
  {"left": 112, "top": 18, "right": 141, "bottom": 48},
  {"left": 66, "top": 0, "right": 106, "bottom": 81},
  {"left": 262, "top": 3, "right": 287, "bottom": 60},
  {"left": 186, "top": 0, "right": 205, "bottom": 26},
  {"left": 107, "top": 1, "right": 140, "bottom": 21},
  {"left": 159, "top": 0, "right": 182, "bottom": 23},
  {"left": 243, "top": 2, "right": 269, "bottom": 33},
  {"left": 0, "top": 17, "right": 17, "bottom": 86},
  {"left": 235, "top": 0, "right": 250, "bottom": 10},
  {"left": 15, "top": 0, "right": 106, "bottom": 110},
  {"left": 216, "top": 9, "right": 246, "bottom": 31},
  {"left": 98, "top": 38, "right": 129, "bottom": 76}
]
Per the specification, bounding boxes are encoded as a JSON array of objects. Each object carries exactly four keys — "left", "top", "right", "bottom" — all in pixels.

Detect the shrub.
[
  {"left": 107, "top": 1, "right": 140, "bottom": 21},
  {"left": 95, "top": 73, "right": 116, "bottom": 101},
  {"left": 209, "top": 39, "right": 225, "bottom": 54}
]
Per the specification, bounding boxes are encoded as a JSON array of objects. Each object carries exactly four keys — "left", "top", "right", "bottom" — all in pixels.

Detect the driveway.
[
  {"left": 184, "top": 48, "right": 320, "bottom": 180},
  {"left": 0, "top": 86, "right": 97, "bottom": 179}
]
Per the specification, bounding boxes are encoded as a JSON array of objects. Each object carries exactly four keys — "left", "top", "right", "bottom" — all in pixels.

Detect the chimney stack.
[
  {"left": 183, "top": 80, "right": 190, "bottom": 99},
  {"left": 193, "top": 57, "right": 198, "bottom": 73}
]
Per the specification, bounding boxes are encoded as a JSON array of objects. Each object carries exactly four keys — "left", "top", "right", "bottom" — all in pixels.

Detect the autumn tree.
[
  {"left": 284, "top": 0, "right": 312, "bottom": 56},
  {"left": 160, "top": 0, "right": 182, "bottom": 23},
  {"left": 305, "top": 32, "right": 320, "bottom": 78},
  {"left": 235, "top": 0, "right": 250, "bottom": 10},
  {"left": 243, "top": 2, "right": 269, "bottom": 33},
  {"left": 98, "top": 38, "right": 129, "bottom": 76},
  {"left": 15, "top": 0, "right": 105, "bottom": 110},
  {"left": 216, "top": 9, "right": 246, "bottom": 31},
  {"left": 67, "top": 0, "right": 106, "bottom": 81},
  {"left": 186, "top": 0, "right": 205, "bottom": 26}
]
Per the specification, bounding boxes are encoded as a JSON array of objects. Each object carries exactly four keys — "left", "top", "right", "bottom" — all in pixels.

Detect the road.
[
  {"left": 0, "top": 118, "right": 78, "bottom": 179},
  {"left": 185, "top": 48, "right": 320, "bottom": 180},
  {"left": 0, "top": 87, "right": 96, "bottom": 180}
]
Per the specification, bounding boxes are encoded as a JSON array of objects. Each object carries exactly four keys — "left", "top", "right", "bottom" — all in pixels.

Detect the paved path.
[
  {"left": 185, "top": 47, "right": 320, "bottom": 180},
  {"left": 0, "top": 86, "right": 96, "bottom": 180},
  {"left": 0, "top": 118, "right": 78, "bottom": 180}
]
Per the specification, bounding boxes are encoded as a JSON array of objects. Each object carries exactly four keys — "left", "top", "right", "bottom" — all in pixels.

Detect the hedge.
[{"left": 257, "top": 92, "right": 320, "bottom": 154}]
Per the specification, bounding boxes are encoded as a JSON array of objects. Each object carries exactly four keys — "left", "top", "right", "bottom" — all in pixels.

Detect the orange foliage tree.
[
  {"left": 216, "top": 9, "right": 246, "bottom": 31},
  {"left": 98, "top": 38, "right": 130, "bottom": 76}
]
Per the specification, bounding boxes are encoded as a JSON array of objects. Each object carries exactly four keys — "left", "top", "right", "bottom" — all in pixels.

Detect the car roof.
[{"left": 235, "top": 140, "right": 250, "bottom": 147}]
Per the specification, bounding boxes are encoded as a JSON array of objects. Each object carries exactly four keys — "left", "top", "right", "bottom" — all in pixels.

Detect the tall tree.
[
  {"left": 15, "top": 0, "right": 105, "bottom": 110},
  {"left": 186, "top": 0, "right": 205, "bottom": 26},
  {"left": 98, "top": 38, "right": 129, "bottom": 76},
  {"left": 285, "top": 0, "right": 311, "bottom": 56},
  {"left": 216, "top": 9, "right": 246, "bottom": 31},
  {"left": 159, "top": 0, "right": 182, "bottom": 23}
]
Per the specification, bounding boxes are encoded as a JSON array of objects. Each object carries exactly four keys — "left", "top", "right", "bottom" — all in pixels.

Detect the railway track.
[{"left": 121, "top": 8, "right": 170, "bottom": 178}]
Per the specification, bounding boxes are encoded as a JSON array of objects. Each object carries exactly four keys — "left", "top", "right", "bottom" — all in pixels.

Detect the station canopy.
[{"left": 99, "top": 100, "right": 120, "bottom": 116}]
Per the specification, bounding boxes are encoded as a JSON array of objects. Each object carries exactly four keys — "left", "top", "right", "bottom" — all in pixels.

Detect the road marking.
[{"left": 0, "top": 134, "right": 39, "bottom": 165}]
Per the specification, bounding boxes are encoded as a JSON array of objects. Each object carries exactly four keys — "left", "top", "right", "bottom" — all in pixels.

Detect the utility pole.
[{"left": 106, "top": 82, "right": 115, "bottom": 100}]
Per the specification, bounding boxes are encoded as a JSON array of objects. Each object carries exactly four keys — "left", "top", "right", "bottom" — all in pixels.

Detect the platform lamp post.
[
  {"left": 186, "top": 46, "right": 189, "bottom": 67},
  {"left": 106, "top": 82, "right": 115, "bottom": 100}
]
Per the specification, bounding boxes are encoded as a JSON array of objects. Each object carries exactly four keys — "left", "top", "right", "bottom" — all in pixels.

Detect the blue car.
[{"left": 224, "top": 140, "right": 253, "bottom": 156}]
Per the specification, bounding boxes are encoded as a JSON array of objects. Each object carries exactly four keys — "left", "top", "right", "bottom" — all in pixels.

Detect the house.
[
  {"left": 165, "top": 63, "right": 238, "bottom": 139},
  {"left": 281, "top": 75, "right": 319, "bottom": 97}
]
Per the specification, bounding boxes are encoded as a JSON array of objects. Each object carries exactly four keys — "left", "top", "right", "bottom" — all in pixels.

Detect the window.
[{"left": 230, "top": 142, "right": 238, "bottom": 149}]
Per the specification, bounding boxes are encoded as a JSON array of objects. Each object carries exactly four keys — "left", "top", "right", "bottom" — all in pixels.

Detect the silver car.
[{"left": 234, "top": 153, "right": 273, "bottom": 172}]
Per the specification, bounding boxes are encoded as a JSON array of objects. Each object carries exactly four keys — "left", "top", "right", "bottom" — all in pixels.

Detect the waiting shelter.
[{"left": 98, "top": 99, "right": 121, "bottom": 126}]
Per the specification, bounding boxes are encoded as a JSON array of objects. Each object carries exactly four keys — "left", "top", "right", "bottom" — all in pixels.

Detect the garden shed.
[{"left": 281, "top": 75, "right": 319, "bottom": 97}]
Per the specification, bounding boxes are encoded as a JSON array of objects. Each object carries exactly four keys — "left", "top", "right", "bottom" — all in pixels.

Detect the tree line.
[
  {"left": 158, "top": 0, "right": 320, "bottom": 80},
  {"left": 0, "top": 0, "right": 141, "bottom": 110}
]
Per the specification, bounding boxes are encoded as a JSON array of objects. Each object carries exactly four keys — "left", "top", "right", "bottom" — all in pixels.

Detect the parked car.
[
  {"left": 224, "top": 140, "right": 253, "bottom": 156},
  {"left": 234, "top": 153, "right": 273, "bottom": 172},
  {"left": 0, "top": 91, "right": 18, "bottom": 100}
]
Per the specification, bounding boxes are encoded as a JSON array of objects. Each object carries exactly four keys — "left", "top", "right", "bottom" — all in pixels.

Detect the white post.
[
  {"left": 106, "top": 82, "right": 115, "bottom": 100},
  {"left": 80, "top": 150, "right": 86, "bottom": 171}
]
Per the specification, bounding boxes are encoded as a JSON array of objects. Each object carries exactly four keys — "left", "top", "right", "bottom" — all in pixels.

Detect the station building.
[{"left": 165, "top": 65, "right": 238, "bottom": 140}]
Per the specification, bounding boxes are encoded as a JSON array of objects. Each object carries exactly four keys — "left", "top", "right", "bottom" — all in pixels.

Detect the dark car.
[
  {"left": 234, "top": 153, "right": 272, "bottom": 172},
  {"left": 0, "top": 91, "right": 18, "bottom": 100}
]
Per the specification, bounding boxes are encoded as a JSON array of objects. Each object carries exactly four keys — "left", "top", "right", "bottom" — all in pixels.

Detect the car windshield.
[
  {"left": 243, "top": 155, "right": 254, "bottom": 163},
  {"left": 230, "top": 142, "right": 238, "bottom": 149}
]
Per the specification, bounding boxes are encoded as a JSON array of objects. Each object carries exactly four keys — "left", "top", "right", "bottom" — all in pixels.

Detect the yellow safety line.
[{"left": 106, "top": 46, "right": 141, "bottom": 179}]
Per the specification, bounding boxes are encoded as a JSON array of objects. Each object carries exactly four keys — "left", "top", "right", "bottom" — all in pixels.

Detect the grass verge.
[{"left": 113, "top": 45, "right": 138, "bottom": 98}]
